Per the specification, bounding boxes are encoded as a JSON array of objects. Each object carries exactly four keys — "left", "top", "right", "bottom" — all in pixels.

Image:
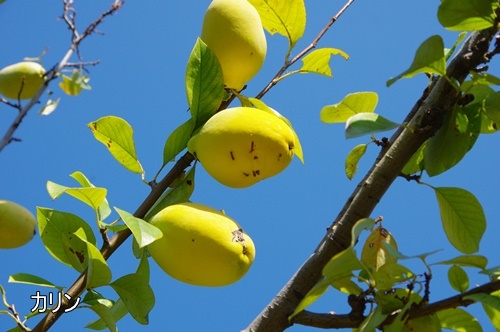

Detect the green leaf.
[
  {"left": 61, "top": 229, "right": 88, "bottom": 272},
  {"left": 70, "top": 171, "right": 112, "bottom": 221},
  {"left": 8, "top": 273, "right": 62, "bottom": 290},
  {"left": 467, "top": 291, "right": 500, "bottom": 330},
  {"left": 373, "top": 262, "right": 414, "bottom": 291},
  {"left": 480, "top": 266, "right": 500, "bottom": 276},
  {"left": 445, "top": 32, "right": 468, "bottom": 61},
  {"left": 383, "top": 242, "right": 441, "bottom": 262},
  {"left": 162, "top": 118, "right": 195, "bottom": 166},
  {"left": 438, "top": 0, "right": 496, "bottom": 31},
  {"left": 402, "top": 141, "right": 426, "bottom": 175},
  {"left": 87, "top": 303, "right": 117, "bottom": 332},
  {"left": 432, "top": 254, "right": 488, "bottom": 269},
  {"left": 351, "top": 218, "right": 376, "bottom": 247},
  {"left": 330, "top": 276, "right": 363, "bottom": 295},
  {"left": 46, "top": 182, "right": 107, "bottom": 212},
  {"left": 88, "top": 116, "right": 144, "bottom": 174},
  {"left": 437, "top": 308, "right": 482, "bottom": 332},
  {"left": 484, "top": 91, "right": 500, "bottom": 122},
  {"left": 345, "top": 144, "right": 367, "bottom": 180},
  {"left": 110, "top": 274, "right": 155, "bottom": 325},
  {"left": 448, "top": 265, "right": 469, "bottom": 293},
  {"left": 345, "top": 113, "right": 399, "bottom": 139},
  {"left": 185, "top": 38, "right": 224, "bottom": 128},
  {"left": 361, "top": 226, "right": 398, "bottom": 274},
  {"left": 424, "top": 107, "right": 472, "bottom": 176},
  {"left": 299, "top": 48, "right": 349, "bottom": 77},
  {"left": 115, "top": 207, "right": 162, "bottom": 248},
  {"left": 37, "top": 208, "right": 97, "bottom": 266},
  {"left": 357, "top": 306, "right": 387, "bottom": 332},
  {"left": 387, "top": 35, "right": 446, "bottom": 87},
  {"left": 434, "top": 187, "right": 486, "bottom": 254},
  {"left": 376, "top": 288, "right": 421, "bottom": 315},
  {"left": 73, "top": 229, "right": 112, "bottom": 289},
  {"left": 58, "top": 70, "right": 91, "bottom": 96},
  {"left": 86, "top": 298, "right": 128, "bottom": 330},
  {"left": 288, "top": 277, "right": 331, "bottom": 320},
  {"left": 320, "top": 92, "right": 379, "bottom": 124},
  {"left": 470, "top": 72, "right": 500, "bottom": 86},
  {"left": 144, "top": 166, "right": 195, "bottom": 221},
  {"left": 322, "top": 248, "right": 365, "bottom": 279},
  {"left": 248, "top": 0, "right": 306, "bottom": 50}
]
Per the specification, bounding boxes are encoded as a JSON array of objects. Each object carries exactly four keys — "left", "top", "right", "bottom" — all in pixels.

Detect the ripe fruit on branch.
[
  {"left": 148, "top": 202, "right": 255, "bottom": 287},
  {"left": 0, "top": 200, "right": 37, "bottom": 249},
  {"left": 188, "top": 107, "right": 298, "bottom": 188},
  {"left": 201, "top": 0, "right": 266, "bottom": 91},
  {"left": 0, "top": 62, "right": 45, "bottom": 100}
]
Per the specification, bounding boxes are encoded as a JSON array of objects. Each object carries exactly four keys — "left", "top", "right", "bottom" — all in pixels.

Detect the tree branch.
[
  {"left": 0, "top": 0, "right": 124, "bottom": 153},
  {"left": 244, "top": 26, "right": 498, "bottom": 332},
  {"left": 292, "top": 279, "right": 500, "bottom": 329},
  {"left": 254, "top": 0, "right": 355, "bottom": 100}
]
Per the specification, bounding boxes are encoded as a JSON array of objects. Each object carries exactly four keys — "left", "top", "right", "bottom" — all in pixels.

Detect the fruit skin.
[
  {"left": 187, "top": 107, "right": 295, "bottom": 188},
  {"left": 148, "top": 202, "right": 255, "bottom": 287},
  {"left": 0, "top": 62, "right": 45, "bottom": 100},
  {"left": 201, "top": 0, "right": 266, "bottom": 91},
  {"left": 0, "top": 200, "right": 37, "bottom": 249}
]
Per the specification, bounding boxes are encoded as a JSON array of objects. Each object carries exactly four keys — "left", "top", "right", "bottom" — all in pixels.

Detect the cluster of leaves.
[
  {"left": 0, "top": 0, "right": 350, "bottom": 330},
  {"left": 289, "top": 0, "right": 500, "bottom": 330}
]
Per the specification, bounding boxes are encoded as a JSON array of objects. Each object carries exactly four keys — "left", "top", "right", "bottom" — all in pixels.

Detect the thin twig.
[
  {"left": 0, "top": 0, "right": 124, "bottom": 153},
  {"left": 255, "top": 0, "right": 355, "bottom": 99}
]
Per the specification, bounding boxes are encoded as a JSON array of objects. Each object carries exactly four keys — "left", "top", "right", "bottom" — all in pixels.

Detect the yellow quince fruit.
[
  {"left": 201, "top": 0, "right": 266, "bottom": 91},
  {"left": 148, "top": 202, "right": 255, "bottom": 287},
  {"left": 188, "top": 107, "right": 298, "bottom": 188},
  {"left": 0, "top": 62, "right": 45, "bottom": 100},
  {"left": 0, "top": 200, "right": 37, "bottom": 249}
]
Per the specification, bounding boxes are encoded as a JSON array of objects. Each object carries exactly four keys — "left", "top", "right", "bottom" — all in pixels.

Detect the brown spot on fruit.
[
  {"left": 250, "top": 141, "right": 255, "bottom": 153},
  {"left": 277, "top": 153, "right": 282, "bottom": 161},
  {"left": 253, "top": 156, "right": 258, "bottom": 160},
  {"left": 243, "top": 172, "right": 249, "bottom": 177},
  {"left": 230, "top": 151, "right": 235, "bottom": 160},
  {"left": 231, "top": 229, "right": 245, "bottom": 243}
]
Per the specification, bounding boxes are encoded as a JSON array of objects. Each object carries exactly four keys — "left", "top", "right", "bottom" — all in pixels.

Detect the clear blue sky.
[{"left": 1, "top": 1, "right": 500, "bottom": 331}]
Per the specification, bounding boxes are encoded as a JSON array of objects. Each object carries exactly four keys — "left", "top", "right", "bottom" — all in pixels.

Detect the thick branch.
[{"left": 245, "top": 27, "right": 498, "bottom": 332}]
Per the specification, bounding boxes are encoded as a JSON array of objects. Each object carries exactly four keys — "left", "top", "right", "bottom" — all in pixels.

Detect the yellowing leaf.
[
  {"left": 300, "top": 48, "right": 348, "bottom": 77},
  {"left": 321, "top": 92, "right": 378, "bottom": 124},
  {"left": 345, "top": 144, "right": 367, "bottom": 180},
  {"left": 88, "top": 116, "right": 144, "bottom": 174},
  {"left": 248, "top": 0, "right": 306, "bottom": 49},
  {"left": 58, "top": 70, "right": 91, "bottom": 96},
  {"left": 361, "top": 226, "right": 398, "bottom": 273}
]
